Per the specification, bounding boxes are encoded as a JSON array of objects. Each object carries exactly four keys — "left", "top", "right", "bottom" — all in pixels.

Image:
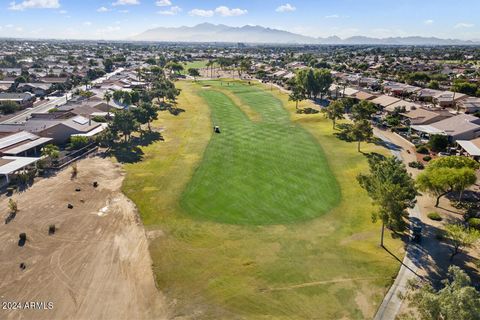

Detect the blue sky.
[{"left": 1, "top": 0, "right": 479, "bottom": 40}]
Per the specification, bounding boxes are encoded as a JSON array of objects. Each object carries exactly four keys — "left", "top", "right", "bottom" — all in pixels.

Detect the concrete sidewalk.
[{"left": 373, "top": 129, "right": 424, "bottom": 320}]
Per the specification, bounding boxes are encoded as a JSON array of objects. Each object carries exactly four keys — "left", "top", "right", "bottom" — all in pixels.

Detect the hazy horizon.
[{"left": 1, "top": 0, "right": 479, "bottom": 41}]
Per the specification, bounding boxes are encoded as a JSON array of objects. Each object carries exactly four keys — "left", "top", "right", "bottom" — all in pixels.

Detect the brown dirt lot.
[{"left": 0, "top": 157, "right": 167, "bottom": 320}]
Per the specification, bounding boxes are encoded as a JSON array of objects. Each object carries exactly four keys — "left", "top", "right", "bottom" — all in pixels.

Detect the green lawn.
[
  {"left": 181, "top": 60, "right": 209, "bottom": 74},
  {"left": 180, "top": 82, "right": 340, "bottom": 225},
  {"left": 122, "top": 80, "right": 404, "bottom": 319}
]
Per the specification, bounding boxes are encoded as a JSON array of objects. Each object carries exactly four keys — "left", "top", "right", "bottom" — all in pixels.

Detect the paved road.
[
  {"left": 1, "top": 68, "right": 124, "bottom": 125},
  {"left": 373, "top": 129, "right": 424, "bottom": 320}
]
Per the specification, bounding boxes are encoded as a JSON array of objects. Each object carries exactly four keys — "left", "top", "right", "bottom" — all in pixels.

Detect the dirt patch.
[{"left": 0, "top": 157, "right": 168, "bottom": 320}]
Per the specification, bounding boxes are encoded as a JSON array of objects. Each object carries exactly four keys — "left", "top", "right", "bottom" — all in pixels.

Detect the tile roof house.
[
  {"left": 429, "top": 114, "right": 480, "bottom": 141},
  {"left": 0, "top": 115, "right": 105, "bottom": 144},
  {"left": 401, "top": 107, "right": 452, "bottom": 125},
  {"left": 371, "top": 95, "right": 401, "bottom": 108}
]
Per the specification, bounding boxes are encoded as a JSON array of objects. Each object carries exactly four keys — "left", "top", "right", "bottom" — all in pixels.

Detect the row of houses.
[{"left": 330, "top": 82, "right": 480, "bottom": 160}]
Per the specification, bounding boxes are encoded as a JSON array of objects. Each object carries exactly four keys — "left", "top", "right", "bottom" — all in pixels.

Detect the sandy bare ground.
[{"left": 0, "top": 157, "right": 167, "bottom": 320}]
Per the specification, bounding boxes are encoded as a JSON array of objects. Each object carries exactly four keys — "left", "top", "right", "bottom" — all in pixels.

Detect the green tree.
[
  {"left": 239, "top": 59, "right": 252, "bottom": 78},
  {"left": 323, "top": 100, "right": 345, "bottom": 129},
  {"left": 452, "top": 80, "right": 478, "bottom": 96},
  {"left": 289, "top": 84, "right": 306, "bottom": 110},
  {"left": 357, "top": 156, "right": 417, "bottom": 246},
  {"left": 445, "top": 224, "right": 480, "bottom": 261},
  {"left": 350, "top": 119, "right": 373, "bottom": 152},
  {"left": 428, "top": 80, "right": 440, "bottom": 89},
  {"left": 41, "top": 144, "right": 60, "bottom": 160},
  {"left": 351, "top": 100, "right": 378, "bottom": 122},
  {"left": 405, "top": 265, "right": 480, "bottom": 320},
  {"left": 113, "top": 90, "right": 132, "bottom": 106},
  {"left": 110, "top": 109, "right": 139, "bottom": 142},
  {"left": 314, "top": 68, "right": 333, "bottom": 100},
  {"left": 166, "top": 61, "right": 184, "bottom": 75},
  {"left": 132, "top": 102, "right": 159, "bottom": 131},
  {"left": 0, "top": 101, "right": 20, "bottom": 115},
  {"left": 428, "top": 156, "right": 480, "bottom": 170},
  {"left": 417, "top": 156, "right": 479, "bottom": 206},
  {"left": 187, "top": 68, "right": 200, "bottom": 81},
  {"left": 69, "top": 136, "right": 90, "bottom": 149},
  {"left": 429, "top": 134, "right": 449, "bottom": 153},
  {"left": 104, "top": 58, "right": 114, "bottom": 73}
]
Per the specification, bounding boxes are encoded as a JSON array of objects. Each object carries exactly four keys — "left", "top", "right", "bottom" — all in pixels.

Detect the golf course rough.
[{"left": 180, "top": 81, "right": 341, "bottom": 225}]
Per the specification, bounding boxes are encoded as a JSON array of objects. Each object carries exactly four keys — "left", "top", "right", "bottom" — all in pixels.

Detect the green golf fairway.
[{"left": 180, "top": 82, "right": 340, "bottom": 225}]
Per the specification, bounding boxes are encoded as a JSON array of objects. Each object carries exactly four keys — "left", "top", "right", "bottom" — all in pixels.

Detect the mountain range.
[{"left": 131, "top": 23, "right": 479, "bottom": 45}]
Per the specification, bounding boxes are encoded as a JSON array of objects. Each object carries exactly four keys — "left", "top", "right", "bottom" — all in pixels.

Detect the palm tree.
[
  {"left": 104, "top": 91, "right": 112, "bottom": 117},
  {"left": 206, "top": 60, "right": 213, "bottom": 79}
]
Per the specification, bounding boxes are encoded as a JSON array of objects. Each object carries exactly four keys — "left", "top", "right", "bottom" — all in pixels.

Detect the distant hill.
[
  {"left": 131, "top": 23, "right": 479, "bottom": 45},
  {"left": 131, "top": 23, "right": 315, "bottom": 44}
]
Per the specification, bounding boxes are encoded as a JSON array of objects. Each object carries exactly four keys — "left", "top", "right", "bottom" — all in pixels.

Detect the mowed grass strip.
[{"left": 180, "top": 81, "right": 340, "bottom": 225}]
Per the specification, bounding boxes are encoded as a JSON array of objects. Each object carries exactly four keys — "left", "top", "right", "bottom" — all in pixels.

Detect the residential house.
[
  {"left": 0, "top": 92, "right": 34, "bottom": 108},
  {"left": 371, "top": 95, "right": 401, "bottom": 109},
  {"left": 401, "top": 107, "right": 452, "bottom": 125},
  {"left": 17, "top": 83, "right": 52, "bottom": 97},
  {"left": 412, "top": 114, "right": 480, "bottom": 141},
  {"left": 0, "top": 131, "right": 52, "bottom": 156},
  {"left": 456, "top": 137, "right": 480, "bottom": 160},
  {"left": 433, "top": 91, "right": 467, "bottom": 108},
  {"left": 458, "top": 97, "right": 480, "bottom": 114}
]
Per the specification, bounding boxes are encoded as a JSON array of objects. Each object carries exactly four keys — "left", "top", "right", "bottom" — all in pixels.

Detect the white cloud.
[
  {"left": 455, "top": 22, "right": 474, "bottom": 29},
  {"left": 276, "top": 3, "right": 296, "bottom": 13},
  {"left": 155, "top": 0, "right": 171, "bottom": 6},
  {"left": 97, "top": 6, "right": 109, "bottom": 12},
  {"left": 83, "top": 21, "right": 92, "bottom": 26},
  {"left": 119, "top": 9, "right": 129, "bottom": 13},
  {"left": 325, "top": 14, "right": 340, "bottom": 19},
  {"left": 215, "top": 6, "right": 247, "bottom": 17},
  {"left": 112, "top": 0, "right": 139, "bottom": 6},
  {"left": 158, "top": 5, "right": 181, "bottom": 15},
  {"left": 189, "top": 9, "right": 214, "bottom": 17},
  {"left": 58, "top": 9, "right": 67, "bottom": 14},
  {"left": 424, "top": 19, "right": 434, "bottom": 25},
  {"left": 189, "top": 6, "right": 247, "bottom": 17},
  {"left": 9, "top": 0, "right": 60, "bottom": 11}
]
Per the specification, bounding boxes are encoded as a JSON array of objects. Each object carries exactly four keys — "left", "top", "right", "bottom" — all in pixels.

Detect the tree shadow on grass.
[
  {"left": 296, "top": 107, "right": 320, "bottom": 114},
  {"left": 134, "top": 131, "right": 164, "bottom": 147},
  {"left": 159, "top": 103, "right": 185, "bottom": 116},
  {"left": 111, "top": 144, "right": 144, "bottom": 164},
  {"left": 334, "top": 123, "right": 354, "bottom": 142},
  {"left": 110, "top": 131, "right": 164, "bottom": 164}
]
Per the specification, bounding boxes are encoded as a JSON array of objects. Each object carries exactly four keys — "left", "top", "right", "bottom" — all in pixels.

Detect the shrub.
[
  {"left": 427, "top": 212, "right": 442, "bottom": 221},
  {"left": 468, "top": 218, "right": 480, "bottom": 230},
  {"left": 8, "top": 198, "right": 18, "bottom": 214},
  {"left": 429, "top": 134, "right": 449, "bottom": 152},
  {"left": 423, "top": 155, "right": 432, "bottom": 162},
  {"left": 92, "top": 115, "right": 107, "bottom": 123},
  {"left": 0, "top": 101, "right": 20, "bottom": 115},
  {"left": 408, "top": 161, "right": 425, "bottom": 170},
  {"left": 416, "top": 145, "right": 429, "bottom": 154},
  {"left": 69, "top": 136, "right": 90, "bottom": 150}
]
